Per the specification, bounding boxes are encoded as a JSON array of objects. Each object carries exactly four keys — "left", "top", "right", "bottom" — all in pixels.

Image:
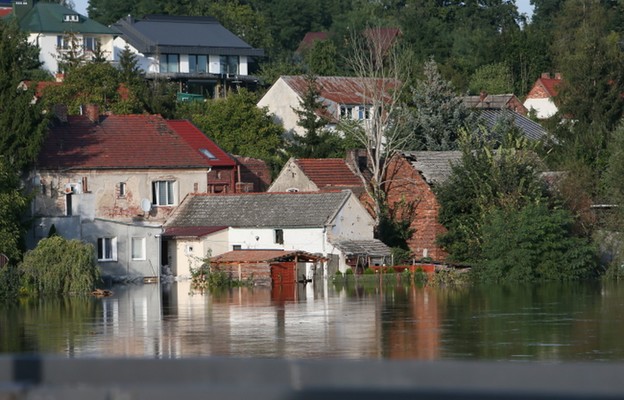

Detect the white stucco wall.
[
  {"left": 257, "top": 78, "right": 304, "bottom": 136},
  {"left": 328, "top": 195, "right": 375, "bottom": 241},
  {"left": 31, "top": 32, "right": 115, "bottom": 74},
  {"left": 267, "top": 160, "right": 318, "bottom": 192},
  {"left": 523, "top": 98, "right": 559, "bottom": 119},
  {"left": 168, "top": 229, "right": 230, "bottom": 278}
]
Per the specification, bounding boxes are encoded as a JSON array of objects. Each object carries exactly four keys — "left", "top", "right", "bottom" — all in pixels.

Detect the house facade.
[
  {"left": 523, "top": 73, "right": 562, "bottom": 119},
  {"left": 111, "top": 15, "right": 264, "bottom": 99},
  {"left": 257, "top": 76, "right": 396, "bottom": 137},
  {"left": 163, "top": 191, "right": 390, "bottom": 279},
  {"left": 4, "top": 0, "right": 117, "bottom": 74},
  {"left": 268, "top": 157, "right": 364, "bottom": 194},
  {"left": 384, "top": 151, "right": 463, "bottom": 262},
  {"left": 30, "top": 107, "right": 237, "bottom": 279}
]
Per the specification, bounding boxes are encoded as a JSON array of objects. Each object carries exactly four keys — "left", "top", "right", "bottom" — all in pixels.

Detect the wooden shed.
[{"left": 210, "top": 250, "right": 326, "bottom": 286}]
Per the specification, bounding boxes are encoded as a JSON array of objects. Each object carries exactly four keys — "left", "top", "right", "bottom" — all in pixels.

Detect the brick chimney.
[
  {"left": 554, "top": 73, "right": 562, "bottom": 80},
  {"left": 84, "top": 104, "right": 99, "bottom": 123},
  {"left": 541, "top": 72, "right": 551, "bottom": 79}
]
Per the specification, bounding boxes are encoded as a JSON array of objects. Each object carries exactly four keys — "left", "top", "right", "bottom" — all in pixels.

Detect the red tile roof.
[
  {"left": 211, "top": 249, "right": 325, "bottom": 263},
  {"left": 296, "top": 31, "right": 329, "bottom": 53},
  {"left": 38, "top": 114, "right": 234, "bottom": 170},
  {"left": 295, "top": 158, "right": 363, "bottom": 189},
  {"left": 538, "top": 77, "right": 562, "bottom": 97},
  {"left": 363, "top": 27, "right": 401, "bottom": 54},
  {"left": 166, "top": 120, "right": 236, "bottom": 167}
]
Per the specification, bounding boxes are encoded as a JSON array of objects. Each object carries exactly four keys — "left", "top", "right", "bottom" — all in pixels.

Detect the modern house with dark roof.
[
  {"left": 30, "top": 106, "right": 238, "bottom": 279},
  {"left": 111, "top": 15, "right": 265, "bottom": 99},
  {"left": 2, "top": 0, "right": 117, "bottom": 74},
  {"left": 163, "top": 190, "right": 391, "bottom": 278}
]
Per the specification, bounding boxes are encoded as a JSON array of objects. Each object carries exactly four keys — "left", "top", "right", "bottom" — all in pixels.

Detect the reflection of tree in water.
[{"left": 0, "top": 297, "right": 101, "bottom": 354}]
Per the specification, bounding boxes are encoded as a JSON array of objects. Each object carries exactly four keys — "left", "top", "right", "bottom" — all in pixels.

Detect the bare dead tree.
[{"left": 338, "top": 26, "right": 413, "bottom": 228}]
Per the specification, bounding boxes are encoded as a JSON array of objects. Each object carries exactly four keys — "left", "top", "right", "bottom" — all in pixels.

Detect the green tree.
[
  {"left": 0, "top": 159, "right": 29, "bottom": 264},
  {"left": 407, "top": 59, "right": 475, "bottom": 150},
  {"left": 19, "top": 236, "right": 101, "bottom": 296},
  {"left": 477, "top": 203, "right": 597, "bottom": 283},
  {"left": 0, "top": 20, "right": 49, "bottom": 170},
  {"left": 436, "top": 130, "right": 546, "bottom": 263},
  {"left": 468, "top": 62, "right": 513, "bottom": 95},
  {"left": 303, "top": 39, "right": 339, "bottom": 76},
  {"left": 178, "top": 89, "right": 285, "bottom": 173}
]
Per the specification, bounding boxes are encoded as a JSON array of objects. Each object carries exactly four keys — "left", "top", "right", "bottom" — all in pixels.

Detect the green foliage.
[
  {"left": 407, "top": 59, "right": 476, "bottom": 150},
  {"left": 436, "top": 130, "right": 547, "bottom": 263},
  {"left": 468, "top": 62, "right": 514, "bottom": 95},
  {"left": 0, "top": 266, "right": 20, "bottom": 300},
  {"left": 476, "top": 203, "right": 597, "bottom": 283},
  {"left": 303, "top": 40, "right": 339, "bottom": 76},
  {"left": 0, "top": 160, "right": 30, "bottom": 263},
  {"left": 178, "top": 89, "right": 285, "bottom": 174},
  {"left": 19, "top": 236, "right": 101, "bottom": 296}
]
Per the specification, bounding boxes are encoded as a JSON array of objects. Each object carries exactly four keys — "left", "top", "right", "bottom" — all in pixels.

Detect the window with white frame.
[
  {"left": 358, "top": 106, "right": 371, "bottom": 120},
  {"left": 131, "top": 237, "right": 146, "bottom": 260},
  {"left": 152, "top": 180, "right": 175, "bottom": 206},
  {"left": 340, "top": 105, "right": 354, "bottom": 120},
  {"left": 57, "top": 35, "right": 70, "bottom": 50},
  {"left": 118, "top": 182, "right": 126, "bottom": 198},
  {"left": 83, "top": 36, "right": 99, "bottom": 52},
  {"left": 97, "top": 237, "right": 117, "bottom": 261},
  {"left": 159, "top": 54, "right": 179, "bottom": 73}
]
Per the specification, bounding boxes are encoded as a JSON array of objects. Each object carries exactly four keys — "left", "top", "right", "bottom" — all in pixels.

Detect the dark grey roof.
[
  {"left": 478, "top": 109, "right": 548, "bottom": 142},
  {"left": 112, "top": 15, "right": 264, "bottom": 57},
  {"left": 332, "top": 240, "right": 392, "bottom": 256},
  {"left": 399, "top": 151, "right": 463, "bottom": 184},
  {"left": 166, "top": 191, "right": 351, "bottom": 228}
]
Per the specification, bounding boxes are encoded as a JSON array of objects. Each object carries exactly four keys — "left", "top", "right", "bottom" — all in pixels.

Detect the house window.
[
  {"left": 118, "top": 182, "right": 126, "bottom": 198},
  {"left": 83, "top": 36, "right": 99, "bottom": 52},
  {"left": 232, "top": 244, "right": 242, "bottom": 250},
  {"left": 340, "top": 105, "right": 353, "bottom": 120},
  {"left": 57, "top": 35, "right": 70, "bottom": 50},
  {"left": 358, "top": 106, "right": 371, "bottom": 120},
  {"left": 189, "top": 54, "right": 208, "bottom": 73},
  {"left": 65, "top": 193, "right": 72, "bottom": 216},
  {"left": 152, "top": 180, "right": 175, "bottom": 206},
  {"left": 274, "top": 229, "right": 284, "bottom": 245},
  {"left": 97, "top": 237, "right": 117, "bottom": 261},
  {"left": 220, "top": 55, "right": 239, "bottom": 75},
  {"left": 159, "top": 54, "right": 179, "bottom": 73},
  {"left": 131, "top": 237, "right": 146, "bottom": 260}
]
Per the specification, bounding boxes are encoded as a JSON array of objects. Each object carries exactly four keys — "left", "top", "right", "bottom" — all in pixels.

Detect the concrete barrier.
[{"left": 1, "top": 356, "right": 623, "bottom": 399}]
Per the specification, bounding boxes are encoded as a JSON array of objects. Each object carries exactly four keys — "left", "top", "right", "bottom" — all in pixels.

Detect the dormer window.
[{"left": 63, "top": 14, "right": 80, "bottom": 22}]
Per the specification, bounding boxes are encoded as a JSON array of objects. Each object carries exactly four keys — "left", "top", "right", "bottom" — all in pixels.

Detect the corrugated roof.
[
  {"left": 332, "top": 239, "right": 391, "bottom": 256},
  {"left": 399, "top": 151, "right": 463, "bottom": 184},
  {"left": 211, "top": 249, "right": 324, "bottom": 263},
  {"left": 38, "top": 114, "right": 232, "bottom": 170},
  {"left": 281, "top": 75, "right": 398, "bottom": 106},
  {"left": 162, "top": 226, "right": 227, "bottom": 239},
  {"left": 295, "top": 158, "right": 363, "bottom": 189},
  {"left": 16, "top": 3, "right": 116, "bottom": 35},
  {"left": 165, "top": 191, "right": 351, "bottom": 228},
  {"left": 477, "top": 109, "right": 549, "bottom": 142},
  {"left": 112, "top": 15, "right": 264, "bottom": 57}
]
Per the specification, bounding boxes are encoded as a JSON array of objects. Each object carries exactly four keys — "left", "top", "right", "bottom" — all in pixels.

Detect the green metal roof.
[{"left": 16, "top": 2, "right": 116, "bottom": 35}]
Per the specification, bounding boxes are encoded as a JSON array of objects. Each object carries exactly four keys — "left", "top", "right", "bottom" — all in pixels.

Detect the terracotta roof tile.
[
  {"left": 38, "top": 114, "right": 232, "bottom": 170},
  {"left": 211, "top": 249, "right": 324, "bottom": 263},
  {"left": 166, "top": 120, "right": 236, "bottom": 167},
  {"left": 296, "top": 31, "right": 329, "bottom": 53},
  {"left": 295, "top": 158, "right": 363, "bottom": 189}
]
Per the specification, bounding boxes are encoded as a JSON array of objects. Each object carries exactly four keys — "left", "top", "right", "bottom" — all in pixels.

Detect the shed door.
[{"left": 271, "top": 262, "right": 296, "bottom": 285}]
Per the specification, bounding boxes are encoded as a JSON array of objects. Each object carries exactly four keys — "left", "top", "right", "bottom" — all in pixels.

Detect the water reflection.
[{"left": 3, "top": 279, "right": 624, "bottom": 360}]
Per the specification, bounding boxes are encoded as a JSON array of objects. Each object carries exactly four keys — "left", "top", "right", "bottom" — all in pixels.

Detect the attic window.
[
  {"left": 63, "top": 14, "right": 80, "bottom": 22},
  {"left": 199, "top": 148, "right": 216, "bottom": 159}
]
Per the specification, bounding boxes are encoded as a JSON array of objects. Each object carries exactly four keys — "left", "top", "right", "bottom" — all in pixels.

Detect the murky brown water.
[{"left": 2, "top": 278, "right": 624, "bottom": 360}]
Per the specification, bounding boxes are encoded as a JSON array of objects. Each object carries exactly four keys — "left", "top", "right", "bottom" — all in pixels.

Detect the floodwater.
[{"left": 2, "top": 278, "right": 624, "bottom": 361}]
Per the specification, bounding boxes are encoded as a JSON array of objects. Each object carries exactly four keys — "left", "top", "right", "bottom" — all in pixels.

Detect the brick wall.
[{"left": 384, "top": 155, "right": 448, "bottom": 262}]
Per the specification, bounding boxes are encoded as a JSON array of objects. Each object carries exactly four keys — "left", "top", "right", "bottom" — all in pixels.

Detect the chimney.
[
  {"left": 554, "top": 73, "right": 562, "bottom": 80},
  {"left": 85, "top": 104, "right": 99, "bottom": 123},
  {"left": 53, "top": 104, "right": 68, "bottom": 123},
  {"left": 541, "top": 72, "right": 551, "bottom": 79}
]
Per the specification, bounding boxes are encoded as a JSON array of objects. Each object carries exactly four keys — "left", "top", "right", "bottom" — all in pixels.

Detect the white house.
[
  {"left": 111, "top": 15, "right": 264, "bottom": 99},
  {"left": 4, "top": 0, "right": 117, "bottom": 74},
  {"left": 523, "top": 73, "right": 562, "bottom": 119},
  {"left": 257, "top": 75, "right": 396, "bottom": 137},
  {"left": 163, "top": 191, "right": 391, "bottom": 278}
]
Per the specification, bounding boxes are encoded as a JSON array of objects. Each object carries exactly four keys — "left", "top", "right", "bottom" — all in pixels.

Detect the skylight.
[{"left": 199, "top": 148, "right": 216, "bottom": 159}]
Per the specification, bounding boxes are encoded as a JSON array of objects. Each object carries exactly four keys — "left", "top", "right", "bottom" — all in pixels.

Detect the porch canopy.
[{"left": 211, "top": 249, "right": 326, "bottom": 264}]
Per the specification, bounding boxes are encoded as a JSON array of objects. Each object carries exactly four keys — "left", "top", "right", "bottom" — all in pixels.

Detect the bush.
[
  {"left": 19, "top": 236, "right": 101, "bottom": 295},
  {"left": 475, "top": 203, "right": 598, "bottom": 282},
  {"left": 0, "top": 266, "right": 20, "bottom": 300}
]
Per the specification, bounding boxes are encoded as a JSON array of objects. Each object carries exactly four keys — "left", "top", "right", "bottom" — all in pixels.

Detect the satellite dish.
[{"left": 140, "top": 198, "right": 152, "bottom": 213}]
